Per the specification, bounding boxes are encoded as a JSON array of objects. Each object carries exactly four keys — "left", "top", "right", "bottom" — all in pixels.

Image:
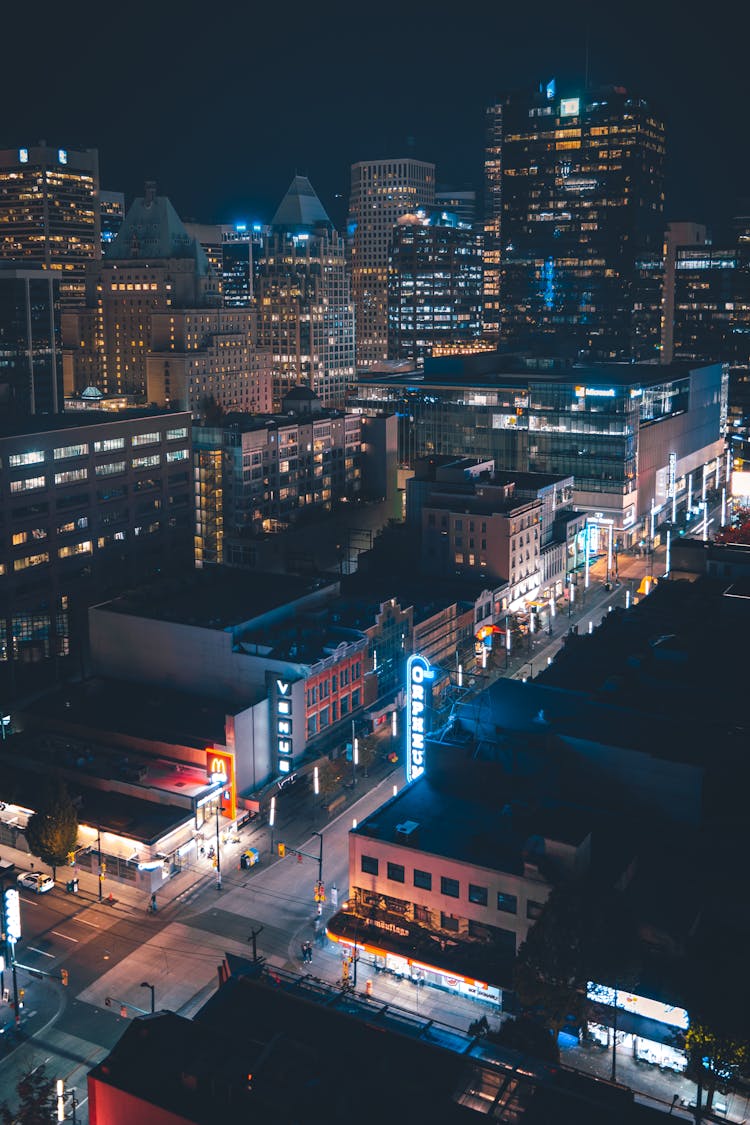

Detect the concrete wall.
[{"left": 349, "top": 829, "right": 553, "bottom": 956}]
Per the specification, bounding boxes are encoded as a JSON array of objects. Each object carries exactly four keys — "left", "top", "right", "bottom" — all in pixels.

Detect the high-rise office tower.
[
  {"left": 0, "top": 264, "right": 62, "bottom": 416},
  {"left": 387, "top": 210, "right": 482, "bottom": 365},
  {"left": 435, "top": 186, "right": 477, "bottom": 228},
  {"left": 670, "top": 220, "right": 750, "bottom": 430},
  {"left": 185, "top": 222, "right": 268, "bottom": 308},
  {"left": 660, "top": 222, "right": 709, "bottom": 364},
  {"left": 484, "top": 85, "right": 665, "bottom": 359},
  {"left": 349, "top": 159, "right": 435, "bottom": 367},
  {"left": 0, "top": 144, "right": 100, "bottom": 309},
  {"left": 100, "top": 190, "right": 126, "bottom": 253},
  {"left": 256, "top": 176, "right": 355, "bottom": 409}
]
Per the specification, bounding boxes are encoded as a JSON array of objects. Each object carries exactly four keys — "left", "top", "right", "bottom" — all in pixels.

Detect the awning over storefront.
[{"left": 327, "top": 906, "right": 513, "bottom": 992}]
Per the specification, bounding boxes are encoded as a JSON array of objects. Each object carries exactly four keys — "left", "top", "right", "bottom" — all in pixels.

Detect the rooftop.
[
  {"left": 271, "top": 175, "right": 331, "bottom": 229},
  {"left": 357, "top": 352, "right": 715, "bottom": 390},
  {"left": 354, "top": 768, "right": 590, "bottom": 874},
  {"left": 107, "top": 187, "right": 209, "bottom": 270},
  {"left": 88, "top": 965, "right": 658, "bottom": 1123},
  {"left": 0, "top": 408, "right": 189, "bottom": 440},
  {"left": 98, "top": 570, "right": 336, "bottom": 631},
  {"left": 26, "top": 677, "right": 237, "bottom": 748},
  {"left": 0, "top": 750, "right": 192, "bottom": 845}
]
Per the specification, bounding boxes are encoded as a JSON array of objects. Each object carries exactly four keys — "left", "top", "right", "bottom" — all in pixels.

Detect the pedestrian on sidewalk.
[{"left": 150, "top": 892, "right": 157, "bottom": 913}]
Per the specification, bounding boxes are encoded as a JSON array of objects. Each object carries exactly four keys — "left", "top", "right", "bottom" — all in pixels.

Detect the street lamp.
[
  {"left": 210, "top": 774, "right": 224, "bottom": 891},
  {"left": 140, "top": 981, "right": 155, "bottom": 1013}
]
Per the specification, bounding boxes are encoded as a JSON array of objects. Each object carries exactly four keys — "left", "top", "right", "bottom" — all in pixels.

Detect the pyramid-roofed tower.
[{"left": 271, "top": 176, "right": 331, "bottom": 230}]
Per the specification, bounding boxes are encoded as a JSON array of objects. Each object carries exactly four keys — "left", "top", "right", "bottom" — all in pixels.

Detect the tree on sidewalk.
[
  {"left": 24, "top": 777, "right": 78, "bottom": 880},
  {"left": 514, "top": 880, "right": 640, "bottom": 1055},
  {"left": 684, "top": 1021, "right": 748, "bottom": 1113},
  {"left": 0, "top": 1062, "right": 56, "bottom": 1125}
]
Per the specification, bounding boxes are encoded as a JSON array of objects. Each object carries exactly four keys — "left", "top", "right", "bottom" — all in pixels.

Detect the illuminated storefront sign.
[
  {"left": 206, "top": 747, "right": 236, "bottom": 820},
  {"left": 275, "top": 679, "right": 294, "bottom": 775},
  {"left": 3, "top": 887, "right": 21, "bottom": 945},
  {"left": 587, "top": 982, "right": 689, "bottom": 1030},
  {"left": 668, "top": 452, "right": 677, "bottom": 498},
  {"left": 560, "top": 97, "right": 580, "bottom": 117},
  {"left": 406, "top": 654, "right": 434, "bottom": 783}
]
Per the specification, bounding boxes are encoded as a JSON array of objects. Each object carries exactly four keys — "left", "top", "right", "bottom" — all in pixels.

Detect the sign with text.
[
  {"left": 406, "top": 654, "right": 434, "bottom": 783},
  {"left": 206, "top": 747, "right": 236, "bottom": 820},
  {"left": 274, "top": 677, "right": 295, "bottom": 776}
]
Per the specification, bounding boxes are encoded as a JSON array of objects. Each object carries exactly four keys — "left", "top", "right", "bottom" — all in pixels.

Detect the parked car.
[{"left": 17, "top": 871, "right": 54, "bottom": 894}]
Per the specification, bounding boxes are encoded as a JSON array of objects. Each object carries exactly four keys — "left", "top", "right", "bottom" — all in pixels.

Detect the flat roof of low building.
[
  {"left": 357, "top": 354, "right": 716, "bottom": 390},
  {"left": 0, "top": 752, "right": 192, "bottom": 845},
  {"left": 97, "top": 570, "right": 335, "bottom": 631},
  {"left": 0, "top": 408, "right": 189, "bottom": 439},
  {"left": 354, "top": 773, "right": 590, "bottom": 874},
  {"left": 26, "top": 677, "right": 237, "bottom": 747}
]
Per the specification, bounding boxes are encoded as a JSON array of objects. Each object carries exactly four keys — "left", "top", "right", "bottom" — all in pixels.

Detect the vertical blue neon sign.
[{"left": 406, "top": 654, "right": 435, "bottom": 783}]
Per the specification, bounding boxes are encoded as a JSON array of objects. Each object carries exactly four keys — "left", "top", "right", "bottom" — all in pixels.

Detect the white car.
[{"left": 16, "top": 871, "right": 54, "bottom": 894}]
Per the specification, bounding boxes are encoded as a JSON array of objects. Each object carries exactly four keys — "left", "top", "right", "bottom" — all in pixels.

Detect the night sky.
[{"left": 4, "top": 0, "right": 745, "bottom": 236}]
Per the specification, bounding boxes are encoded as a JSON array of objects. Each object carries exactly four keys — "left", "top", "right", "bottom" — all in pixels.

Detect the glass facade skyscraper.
[
  {"left": 0, "top": 145, "right": 100, "bottom": 309},
  {"left": 484, "top": 86, "right": 665, "bottom": 359},
  {"left": 387, "top": 211, "right": 482, "bottom": 365},
  {"left": 0, "top": 264, "right": 62, "bottom": 417}
]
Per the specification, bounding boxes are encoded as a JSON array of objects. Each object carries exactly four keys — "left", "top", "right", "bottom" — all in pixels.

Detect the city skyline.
[{"left": 2, "top": 1, "right": 745, "bottom": 233}]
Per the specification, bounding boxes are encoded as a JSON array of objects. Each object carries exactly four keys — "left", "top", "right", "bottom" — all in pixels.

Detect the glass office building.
[
  {"left": 388, "top": 211, "right": 482, "bottom": 365},
  {"left": 0, "top": 264, "right": 62, "bottom": 417},
  {"left": 0, "top": 145, "right": 100, "bottom": 309},
  {"left": 484, "top": 85, "right": 665, "bottom": 359},
  {"left": 350, "top": 353, "right": 726, "bottom": 540}
]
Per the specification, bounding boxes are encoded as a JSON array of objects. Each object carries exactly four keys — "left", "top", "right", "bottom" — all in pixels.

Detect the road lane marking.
[
  {"left": 27, "top": 946, "right": 55, "bottom": 958},
  {"left": 71, "top": 917, "right": 100, "bottom": 928},
  {"left": 51, "top": 930, "right": 79, "bottom": 942}
]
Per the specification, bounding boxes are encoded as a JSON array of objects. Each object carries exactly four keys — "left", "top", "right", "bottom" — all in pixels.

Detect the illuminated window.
[
  {"left": 132, "top": 454, "right": 161, "bottom": 470},
  {"left": 54, "top": 468, "right": 87, "bottom": 486},
  {"left": 131, "top": 432, "right": 160, "bottom": 447},
  {"left": 13, "top": 552, "right": 49, "bottom": 571},
  {"left": 10, "top": 476, "right": 45, "bottom": 493},
  {"left": 8, "top": 451, "right": 45, "bottom": 468},
  {"left": 54, "top": 444, "right": 88, "bottom": 460}
]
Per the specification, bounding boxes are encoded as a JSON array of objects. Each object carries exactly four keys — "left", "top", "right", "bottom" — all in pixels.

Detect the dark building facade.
[
  {"left": 0, "top": 264, "right": 63, "bottom": 417},
  {"left": 484, "top": 85, "right": 665, "bottom": 359},
  {"left": 387, "top": 210, "right": 482, "bottom": 365},
  {"left": 0, "top": 410, "right": 193, "bottom": 699},
  {"left": 671, "top": 224, "right": 750, "bottom": 431}
]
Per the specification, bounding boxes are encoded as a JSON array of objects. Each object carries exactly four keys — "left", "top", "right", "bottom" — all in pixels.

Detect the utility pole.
[
  {"left": 611, "top": 982, "right": 618, "bottom": 1083},
  {"left": 247, "top": 925, "right": 264, "bottom": 963},
  {"left": 97, "top": 826, "right": 103, "bottom": 902},
  {"left": 215, "top": 797, "right": 222, "bottom": 891}
]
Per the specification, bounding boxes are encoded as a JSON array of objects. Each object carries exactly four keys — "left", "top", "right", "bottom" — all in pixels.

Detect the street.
[{"left": 0, "top": 503, "right": 740, "bottom": 1121}]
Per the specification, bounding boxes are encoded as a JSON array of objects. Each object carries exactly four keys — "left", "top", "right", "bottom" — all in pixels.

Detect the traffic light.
[
  {"left": 278, "top": 842, "right": 286, "bottom": 857},
  {"left": 61, "top": 969, "right": 69, "bottom": 987},
  {"left": 314, "top": 881, "right": 326, "bottom": 903}
]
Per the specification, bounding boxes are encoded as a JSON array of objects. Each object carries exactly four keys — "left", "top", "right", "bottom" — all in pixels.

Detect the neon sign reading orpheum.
[{"left": 406, "top": 653, "right": 434, "bottom": 783}]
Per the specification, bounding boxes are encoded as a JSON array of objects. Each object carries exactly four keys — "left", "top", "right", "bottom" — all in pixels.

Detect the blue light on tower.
[{"left": 542, "top": 257, "right": 555, "bottom": 309}]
